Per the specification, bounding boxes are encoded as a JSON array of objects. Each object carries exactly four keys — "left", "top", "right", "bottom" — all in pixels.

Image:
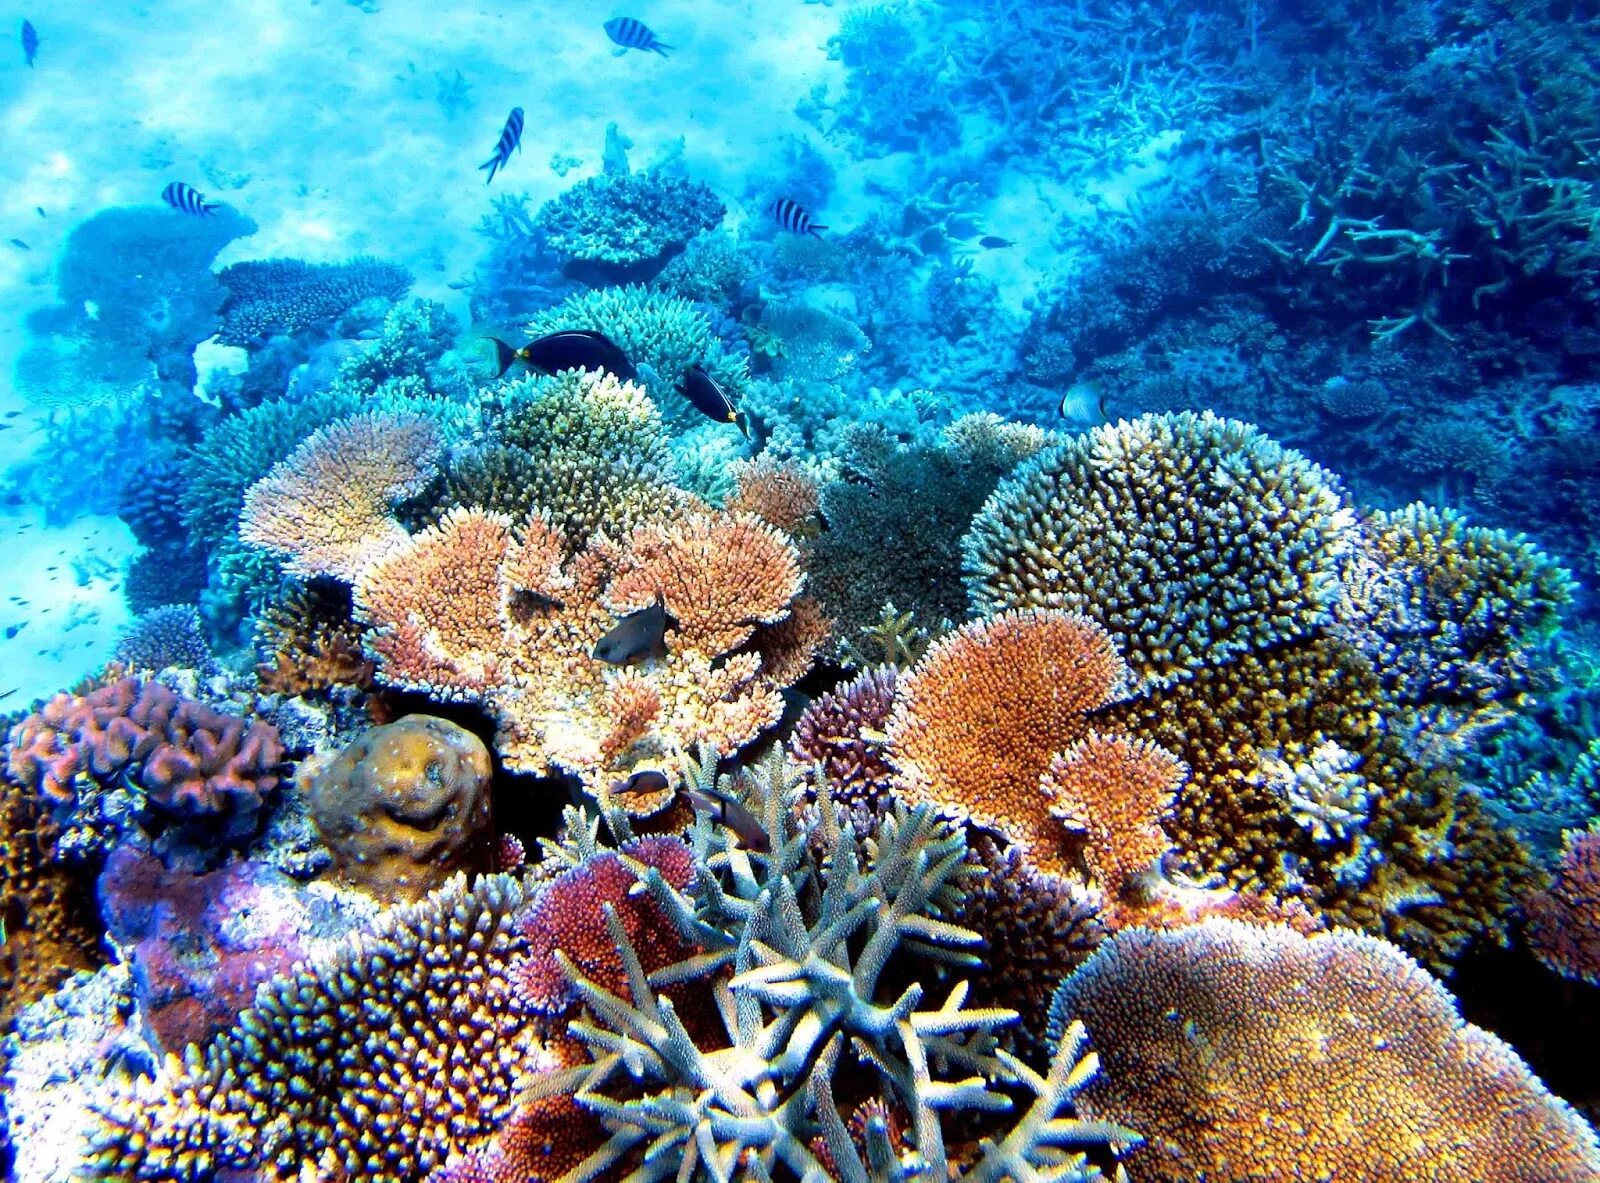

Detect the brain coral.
[
  {"left": 307, "top": 716, "right": 494, "bottom": 902},
  {"left": 240, "top": 411, "right": 442, "bottom": 581},
  {"left": 964, "top": 411, "right": 1351, "bottom": 688},
  {"left": 1047, "top": 920, "right": 1600, "bottom": 1182},
  {"left": 90, "top": 873, "right": 550, "bottom": 1182}
]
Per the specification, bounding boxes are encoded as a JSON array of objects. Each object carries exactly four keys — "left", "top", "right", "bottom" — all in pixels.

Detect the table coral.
[
  {"left": 215, "top": 256, "right": 412, "bottom": 346},
  {"left": 1526, "top": 822, "right": 1600, "bottom": 986},
  {"left": 534, "top": 169, "right": 724, "bottom": 284},
  {"left": 964, "top": 411, "right": 1351, "bottom": 689},
  {"left": 307, "top": 715, "right": 494, "bottom": 903},
  {"left": 1047, "top": 920, "right": 1600, "bottom": 1182},
  {"left": 240, "top": 410, "right": 442, "bottom": 581}
]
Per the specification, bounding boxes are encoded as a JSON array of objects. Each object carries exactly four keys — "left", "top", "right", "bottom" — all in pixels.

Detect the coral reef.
[
  {"left": 113, "top": 605, "right": 213, "bottom": 673},
  {"left": 215, "top": 256, "right": 413, "bottom": 346},
  {"left": 1047, "top": 920, "right": 1600, "bottom": 1182},
  {"left": 787, "top": 665, "right": 899, "bottom": 839},
  {"left": 965, "top": 411, "right": 1351, "bottom": 689},
  {"left": 306, "top": 716, "right": 493, "bottom": 902},
  {"left": 1526, "top": 822, "right": 1600, "bottom": 986},
  {"left": 254, "top": 577, "right": 376, "bottom": 697},
  {"left": 534, "top": 169, "right": 724, "bottom": 283}
]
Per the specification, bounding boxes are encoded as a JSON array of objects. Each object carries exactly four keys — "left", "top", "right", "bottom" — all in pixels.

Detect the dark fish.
[
  {"left": 979, "top": 235, "right": 1014, "bottom": 249},
  {"left": 8, "top": 239, "right": 28, "bottom": 251},
  {"left": 34, "top": 206, "right": 44, "bottom": 217},
  {"left": 21, "top": 20, "right": 37, "bottom": 67},
  {"left": 479, "top": 107, "right": 524, "bottom": 185},
  {"left": 772, "top": 197, "right": 825, "bottom": 238},
  {"left": 610, "top": 769, "right": 671, "bottom": 797},
  {"left": 604, "top": 17, "right": 672, "bottom": 56},
  {"left": 4, "top": 624, "right": 24, "bottom": 640},
  {"left": 162, "top": 181, "right": 217, "bottom": 216},
  {"left": 685, "top": 788, "right": 771, "bottom": 854},
  {"left": 676, "top": 364, "right": 747, "bottom": 436},
  {"left": 483, "top": 329, "right": 639, "bottom": 383},
  {"left": 0, "top": 688, "right": 16, "bottom": 703},
  {"left": 592, "top": 596, "right": 673, "bottom": 666}
]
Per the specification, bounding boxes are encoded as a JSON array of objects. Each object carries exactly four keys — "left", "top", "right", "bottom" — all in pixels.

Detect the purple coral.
[{"left": 788, "top": 665, "right": 900, "bottom": 838}]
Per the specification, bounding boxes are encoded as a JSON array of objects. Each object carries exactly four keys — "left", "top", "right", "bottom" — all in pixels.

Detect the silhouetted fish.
[
  {"left": 162, "top": 182, "right": 217, "bottom": 216},
  {"left": 685, "top": 788, "right": 771, "bottom": 854},
  {"left": 7, "top": 239, "right": 27, "bottom": 251},
  {"left": 676, "top": 364, "right": 747, "bottom": 436},
  {"left": 611, "top": 769, "right": 671, "bottom": 797},
  {"left": 483, "top": 329, "right": 639, "bottom": 383},
  {"left": 604, "top": 17, "right": 671, "bottom": 56},
  {"left": 772, "top": 197, "right": 825, "bottom": 237},
  {"left": 21, "top": 20, "right": 37, "bottom": 67},
  {"left": 979, "top": 235, "right": 1014, "bottom": 249},
  {"left": 592, "top": 596, "right": 673, "bottom": 665},
  {"left": 479, "top": 107, "right": 524, "bottom": 185}
]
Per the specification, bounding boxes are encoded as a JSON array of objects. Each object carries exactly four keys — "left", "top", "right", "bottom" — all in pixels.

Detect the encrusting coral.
[{"left": 1047, "top": 920, "right": 1600, "bottom": 1182}]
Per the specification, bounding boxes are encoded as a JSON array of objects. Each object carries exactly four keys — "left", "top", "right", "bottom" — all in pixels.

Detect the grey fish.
[
  {"left": 8, "top": 238, "right": 29, "bottom": 251},
  {"left": 21, "top": 20, "right": 37, "bottom": 67},
  {"left": 592, "top": 595, "right": 674, "bottom": 665},
  {"left": 611, "top": 769, "right": 671, "bottom": 796},
  {"left": 979, "top": 235, "right": 1014, "bottom": 249},
  {"left": 685, "top": 788, "right": 771, "bottom": 854},
  {"left": 604, "top": 17, "right": 671, "bottom": 56}
]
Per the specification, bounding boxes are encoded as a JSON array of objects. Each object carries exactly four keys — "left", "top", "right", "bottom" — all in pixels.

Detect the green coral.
[
  {"left": 330, "top": 297, "right": 473, "bottom": 403},
  {"left": 964, "top": 411, "right": 1352, "bottom": 689}
]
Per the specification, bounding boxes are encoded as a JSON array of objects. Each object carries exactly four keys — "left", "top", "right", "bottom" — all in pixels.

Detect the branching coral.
[
  {"left": 534, "top": 169, "right": 724, "bottom": 283},
  {"left": 113, "top": 604, "right": 213, "bottom": 673},
  {"left": 726, "top": 455, "right": 821, "bottom": 537},
  {"left": 240, "top": 411, "right": 443, "bottom": 581},
  {"left": 254, "top": 577, "right": 375, "bottom": 697},
  {"left": 1526, "top": 822, "right": 1600, "bottom": 986},
  {"left": 964, "top": 411, "right": 1351, "bottom": 689},
  {"left": 215, "top": 256, "right": 413, "bottom": 346},
  {"left": 1047, "top": 920, "right": 1600, "bottom": 1182},
  {"left": 788, "top": 665, "right": 900, "bottom": 840}
]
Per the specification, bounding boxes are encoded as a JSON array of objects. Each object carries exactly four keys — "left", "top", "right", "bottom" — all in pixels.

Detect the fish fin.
[
  {"left": 651, "top": 42, "right": 673, "bottom": 56},
  {"left": 807, "top": 224, "right": 827, "bottom": 237},
  {"left": 734, "top": 411, "right": 750, "bottom": 439},
  {"left": 611, "top": 46, "right": 628, "bottom": 57},
  {"left": 481, "top": 337, "right": 519, "bottom": 379},
  {"left": 479, "top": 154, "right": 501, "bottom": 183}
]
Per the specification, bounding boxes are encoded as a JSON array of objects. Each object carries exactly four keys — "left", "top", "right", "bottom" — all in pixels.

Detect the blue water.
[{"left": 1, "top": 1, "right": 1598, "bottom": 1178}]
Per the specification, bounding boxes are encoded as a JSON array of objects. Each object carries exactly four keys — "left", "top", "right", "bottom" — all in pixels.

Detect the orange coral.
[
  {"left": 239, "top": 412, "right": 441, "bottom": 580},
  {"left": 750, "top": 594, "right": 831, "bottom": 686},
  {"left": 606, "top": 511, "right": 804, "bottom": 656},
  {"left": 886, "top": 609, "right": 1129, "bottom": 872},
  {"left": 1041, "top": 732, "right": 1184, "bottom": 897},
  {"left": 254, "top": 579, "right": 374, "bottom": 697},
  {"left": 1049, "top": 920, "right": 1600, "bottom": 1182},
  {"left": 727, "top": 456, "right": 821, "bottom": 536}
]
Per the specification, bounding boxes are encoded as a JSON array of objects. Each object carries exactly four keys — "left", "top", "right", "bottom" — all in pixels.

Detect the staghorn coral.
[
  {"left": 240, "top": 411, "right": 443, "bottom": 581},
  {"left": 1047, "top": 920, "right": 1600, "bottom": 1182},
  {"left": 1526, "top": 822, "right": 1600, "bottom": 986},
  {"left": 215, "top": 256, "right": 413, "bottom": 346},
  {"left": 6, "top": 677, "right": 284, "bottom": 869},
  {"left": 964, "top": 411, "right": 1351, "bottom": 689},
  {"left": 89, "top": 873, "right": 552, "bottom": 1182},
  {"left": 941, "top": 411, "right": 1058, "bottom": 468},
  {"left": 306, "top": 716, "right": 494, "bottom": 903},
  {"left": 254, "top": 577, "right": 375, "bottom": 697},
  {"left": 534, "top": 169, "right": 724, "bottom": 284},
  {"left": 886, "top": 609, "right": 1130, "bottom": 875},
  {"left": 113, "top": 604, "right": 213, "bottom": 673}
]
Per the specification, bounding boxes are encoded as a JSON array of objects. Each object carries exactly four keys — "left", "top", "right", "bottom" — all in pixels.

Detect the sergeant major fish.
[
  {"left": 21, "top": 20, "right": 38, "bottom": 67},
  {"left": 162, "top": 182, "right": 218, "bottom": 216},
  {"left": 772, "top": 197, "right": 825, "bottom": 238},
  {"left": 676, "top": 364, "right": 748, "bottom": 436},
  {"left": 479, "top": 107, "right": 524, "bottom": 185},
  {"left": 483, "top": 328, "right": 640, "bottom": 383},
  {"left": 604, "top": 17, "right": 672, "bottom": 57}
]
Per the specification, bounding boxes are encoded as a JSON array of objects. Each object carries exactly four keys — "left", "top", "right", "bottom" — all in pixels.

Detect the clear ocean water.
[{"left": 1, "top": 2, "right": 1598, "bottom": 1179}]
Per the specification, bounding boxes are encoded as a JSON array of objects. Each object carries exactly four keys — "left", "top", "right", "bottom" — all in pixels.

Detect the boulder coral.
[
  {"left": 306, "top": 716, "right": 494, "bottom": 902},
  {"left": 1047, "top": 920, "right": 1600, "bottom": 1182}
]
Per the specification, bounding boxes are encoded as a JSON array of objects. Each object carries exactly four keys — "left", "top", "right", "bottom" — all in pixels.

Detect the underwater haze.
[{"left": 2, "top": 1, "right": 1599, "bottom": 1180}]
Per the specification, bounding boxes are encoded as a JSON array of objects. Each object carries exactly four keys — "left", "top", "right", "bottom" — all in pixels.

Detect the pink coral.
[
  {"left": 789, "top": 665, "right": 900, "bottom": 837},
  {"left": 1526, "top": 822, "right": 1600, "bottom": 985},
  {"left": 240, "top": 411, "right": 441, "bottom": 580}
]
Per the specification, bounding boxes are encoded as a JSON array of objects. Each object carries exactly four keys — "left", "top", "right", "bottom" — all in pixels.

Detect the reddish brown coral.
[
  {"left": 255, "top": 578, "right": 375, "bottom": 697},
  {"left": 430, "top": 1092, "right": 606, "bottom": 1183},
  {"left": 1527, "top": 822, "right": 1600, "bottom": 985},
  {"left": 727, "top": 456, "right": 821, "bottom": 536},
  {"left": 1050, "top": 920, "right": 1600, "bottom": 1182}
]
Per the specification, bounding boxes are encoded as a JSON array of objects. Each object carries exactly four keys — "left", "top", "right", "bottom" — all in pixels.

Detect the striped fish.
[
  {"left": 604, "top": 17, "right": 672, "bottom": 56},
  {"left": 161, "top": 181, "right": 217, "bottom": 216},
  {"left": 479, "top": 107, "right": 524, "bottom": 185},
  {"left": 772, "top": 197, "right": 826, "bottom": 238},
  {"left": 21, "top": 19, "right": 38, "bottom": 67}
]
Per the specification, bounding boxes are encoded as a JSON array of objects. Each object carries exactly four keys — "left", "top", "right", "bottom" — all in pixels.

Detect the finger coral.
[
  {"left": 1047, "top": 920, "right": 1600, "bottom": 1182},
  {"left": 1526, "top": 822, "right": 1600, "bottom": 986},
  {"left": 240, "top": 411, "right": 442, "bottom": 581},
  {"left": 964, "top": 410, "right": 1351, "bottom": 688},
  {"left": 113, "top": 604, "right": 213, "bottom": 674}
]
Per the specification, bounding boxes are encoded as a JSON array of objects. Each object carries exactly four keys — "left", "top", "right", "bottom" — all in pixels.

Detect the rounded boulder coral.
[{"left": 964, "top": 411, "right": 1351, "bottom": 688}]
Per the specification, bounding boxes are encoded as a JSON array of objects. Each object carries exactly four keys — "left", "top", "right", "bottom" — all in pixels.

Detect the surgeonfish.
[
  {"left": 479, "top": 107, "right": 524, "bottom": 184},
  {"left": 771, "top": 197, "right": 826, "bottom": 238},
  {"left": 675, "top": 364, "right": 748, "bottom": 436},
  {"left": 604, "top": 17, "right": 672, "bottom": 56},
  {"left": 162, "top": 182, "right": 218, "bottom": 216},
  {"left": 21, "top": 20, "right": 38, "bottom": 66},
  {"left": 611, "top": 769, "right": 672, "bottom": 797},
  {"left": 482, "top": 329, "right": 640, "bottom": 383},
  {"left": 685, "top": 787, "right": 771, "bottom": 854},
  {"left": 592, "top": 595, "right": 674, "bottom": 666}
]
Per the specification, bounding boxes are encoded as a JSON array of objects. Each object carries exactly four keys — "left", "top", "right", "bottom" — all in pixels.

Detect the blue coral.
[
  {"left": 534, "top": 168, "right": 724, "bottom": 284},
  {"left": 215, "top": 256, "right": 413, "bottom": 346}
]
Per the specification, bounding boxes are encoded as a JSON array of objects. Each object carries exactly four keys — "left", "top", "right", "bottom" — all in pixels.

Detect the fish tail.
[
  {"left": 651, "top": 41, "right": 673, "bottom": 56},
  {"left": 808, "top": 224, "right": 827, "bottom": 238},
  {"left": 483, "top": 337, "right": 519, "bottom": 379},
  {"left": 479, "top": 152, "right": 504, "bottom": 183}
]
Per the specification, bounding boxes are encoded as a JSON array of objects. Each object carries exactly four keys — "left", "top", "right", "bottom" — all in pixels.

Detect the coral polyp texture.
[
  {"left": 787, "top": 664, "right": 899, "bottom": 837},
  {"left": 215, "top": 255, "right": 413, "bottom": 345},
  {"left": 534, "top": 168, "right": 725, "bottom": 283},
  {"left": 240, "top": 411, "right": 443, "bottom": 581},
  {"left": 964, "top": 411, "right": 1351, "bottom": 688},
  {"left": 1047, "top": 920, "right": 1600, "bottom": 1183},
  {"left": 1526, "top": 822, "right": 1600, "bottom": 985}
]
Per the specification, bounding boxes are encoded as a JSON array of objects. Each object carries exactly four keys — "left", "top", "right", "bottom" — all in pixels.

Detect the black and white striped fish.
[
  {"left": 772, "top": 197, "right": 826, "bottom": 238},
  {"left": 479, "top": 107, "right": 524, "bottom": 185},
  {"left": 161, "top": 182, "right": 217, "bottom": 216},
  {"left": 604, "top": 17, "right": 672, "bottom": 56}
]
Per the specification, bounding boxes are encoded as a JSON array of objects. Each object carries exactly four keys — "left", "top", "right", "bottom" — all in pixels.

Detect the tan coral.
[{"left": 726, "top": 456, "right": 821, "bottom": 536}]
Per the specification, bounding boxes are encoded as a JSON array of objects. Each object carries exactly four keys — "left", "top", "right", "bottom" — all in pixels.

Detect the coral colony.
[{"left": 3, "top": 1, "right": 1600, "bottom": 1181}]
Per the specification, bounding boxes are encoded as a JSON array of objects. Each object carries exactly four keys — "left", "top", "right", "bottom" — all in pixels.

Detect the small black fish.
[
  {"left": 772, "top": 197, "right": 825, "bottom": 238},
  {"left": 604, "top": 17, "right": 671, "bottom": 56},
  {"left": 21, "top": 20, "right": 38, "bottom": 67},
  {"left": 592, "top": 595, "right": 674, "bottom": 666},
  {"left": 4, "top": 623, "right": 24, "bottom": 640},
  {"left": 483, "top": 329, "right": 640, "bottom": 383},
  {"left": 685, "top": 788, "right": 771, "bottom": 854},
  {"left": 979, "top": 235, "right": 1014, "bottom": 249},
  {"left": 162, "top": 181, "right": 217, "bottom": 216},
  {"left": 479, "top": 107, "right": 524, "bottom": 185},
  {"left": 676, "top": 364, "right": 747, "bottom": 436},
  {"left": 611, "top": 769, "right": 671, "bottom": 797},
  {"left": 34, "top": 206, "right": 44, "bottom": 218},
  {"left": 4, "top": 411, "right": 20, "bottom": 418},
  {"left": 8, "top": 238, "right": 29, "bottom": 251}
]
